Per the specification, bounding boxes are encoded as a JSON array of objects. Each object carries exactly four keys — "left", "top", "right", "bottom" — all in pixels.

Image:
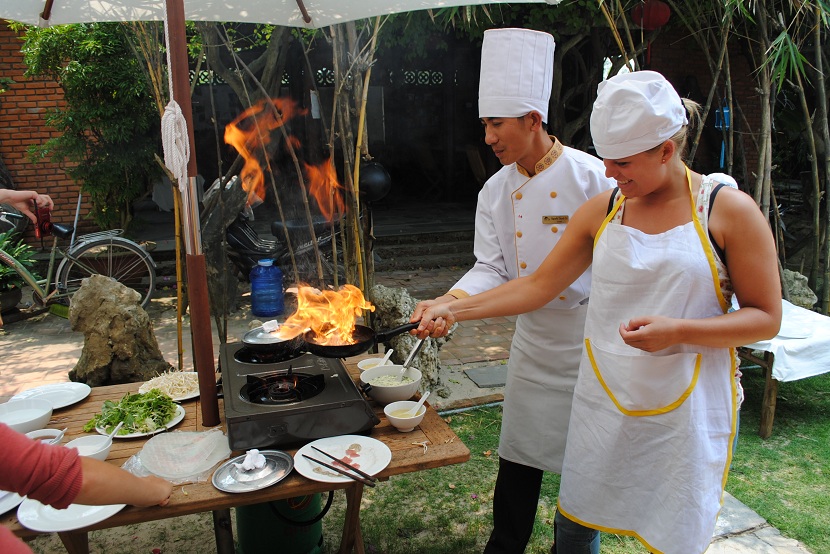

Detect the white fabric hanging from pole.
[{"left": 160, "top": 3, "right": 190, "bottom": 192}]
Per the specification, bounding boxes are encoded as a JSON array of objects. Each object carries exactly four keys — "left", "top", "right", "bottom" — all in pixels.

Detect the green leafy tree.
[{"left": 17, "top": 22, "right": 161, "bottom": 229}]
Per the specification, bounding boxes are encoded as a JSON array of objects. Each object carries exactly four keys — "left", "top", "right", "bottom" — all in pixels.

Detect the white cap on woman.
[{"left": 591, "top": 70, "right": 688, "bottom": 159}]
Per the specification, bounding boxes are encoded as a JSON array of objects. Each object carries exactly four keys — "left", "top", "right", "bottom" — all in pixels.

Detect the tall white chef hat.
[
  {"left": 590, "top": 70, "right": 688, "bottom": 159},
  {"left": 479, "top": 28, "right": 555, "bottom": 124}
]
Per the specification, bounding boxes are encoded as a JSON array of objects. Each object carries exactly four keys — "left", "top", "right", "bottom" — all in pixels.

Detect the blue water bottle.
[{"left": 250, "top": 259, "right": 284, "bottom": 316}]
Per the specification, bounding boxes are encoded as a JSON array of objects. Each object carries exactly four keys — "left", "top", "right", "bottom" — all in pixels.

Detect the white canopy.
[{"left": 6, "top": 0, "right": 560, "bottom": 28}]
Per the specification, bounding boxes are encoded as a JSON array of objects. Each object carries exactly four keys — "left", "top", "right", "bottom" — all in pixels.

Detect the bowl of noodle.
[{"left": 139, "top": 371, "right": 202, "bottom": 401}]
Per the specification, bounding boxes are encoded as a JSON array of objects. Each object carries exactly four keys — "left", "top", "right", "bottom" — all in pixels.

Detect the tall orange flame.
[
  {"left": 278, "top": 285, "right": 374, "bottom": 345},
  {"left": 224, "top": 97, "right": 306, "bottom": 204},
  {"left": 304, "top": 157, "right": 346, "bottom": 220}
]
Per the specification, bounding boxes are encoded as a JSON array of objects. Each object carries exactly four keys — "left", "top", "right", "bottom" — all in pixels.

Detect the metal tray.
[{"left": 211, "top": 450, "right": 294, "bottom": 493}]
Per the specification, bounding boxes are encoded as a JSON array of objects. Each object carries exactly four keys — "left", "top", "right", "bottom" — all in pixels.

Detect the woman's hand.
[
  {"left": 136, "top": 475, "right": 174, "bottom": 507},
  {"left": 619, "top": 315, "right": 681, "bottom": 352},
  {"left": 0, "top": 189, "right": 54, "bottom": 223}
]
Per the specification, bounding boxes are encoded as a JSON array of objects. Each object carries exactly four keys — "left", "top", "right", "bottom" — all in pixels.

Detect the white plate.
[
  {"left": 0, "top": 490, "right": 24, "bottom": 515},
  {"left": 95, "top": 405, "right": 186, "bottom": 439},
  {"left": 10, "top": 383, "right": 91, "bottom": 410},
  {"left": 17, "top": 498, "right": 125, "bottom": 533},
  {"left": 138, "top": 372, "right": 200, "bottom": 402},
  {"left": 294, "top": 435, "right": 391, "bottom": 484}
]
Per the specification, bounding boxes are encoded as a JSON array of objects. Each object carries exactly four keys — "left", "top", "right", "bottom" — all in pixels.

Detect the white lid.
[{"left": 257, "top": 259, "right": 274, "bottom": 266}]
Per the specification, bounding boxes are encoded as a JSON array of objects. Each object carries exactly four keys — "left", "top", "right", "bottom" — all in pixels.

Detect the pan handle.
[{"left": 374, "top": 322, "right": 419, "bottom": 343}]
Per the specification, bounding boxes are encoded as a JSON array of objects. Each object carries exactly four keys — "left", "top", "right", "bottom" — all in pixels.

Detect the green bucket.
[{"left": 235, "top": 493, "right": 331, "bottom": 554}]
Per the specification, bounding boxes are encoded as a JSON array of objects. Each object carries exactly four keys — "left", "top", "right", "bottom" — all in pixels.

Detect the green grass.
[
  {"left": 27, "top": 366, "right": 829, "bottom": 554},
  {"left": 329, "top": 366, "right": 830, "bottom": 554},
  {"left": 727, "top": 367, "right": 830, "bottom": 553}
]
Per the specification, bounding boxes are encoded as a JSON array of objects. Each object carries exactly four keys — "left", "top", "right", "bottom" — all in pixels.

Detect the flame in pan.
[{"left": 278, "top": 285, "right": 374, "bottom": 345}]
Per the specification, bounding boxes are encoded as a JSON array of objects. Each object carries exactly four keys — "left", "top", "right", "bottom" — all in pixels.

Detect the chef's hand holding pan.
[{"left": 411, "top": 299, "right": 456, "bottom": 339}]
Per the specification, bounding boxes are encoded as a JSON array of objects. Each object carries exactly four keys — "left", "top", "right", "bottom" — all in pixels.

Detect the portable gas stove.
[{"left": 221, "top": 343, "right": 379, "bottom": 451}]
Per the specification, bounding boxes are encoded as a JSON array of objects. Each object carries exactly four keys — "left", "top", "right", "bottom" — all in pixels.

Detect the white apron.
[
  {"left": 558, "top": 170, "right": 738, "bottom": 554},
  {"left": 500, "top": 303, "right": 587, "bottom": 473}
]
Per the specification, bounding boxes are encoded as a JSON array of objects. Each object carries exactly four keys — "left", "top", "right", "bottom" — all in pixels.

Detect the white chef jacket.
[{"left": 451, "top": 138, "right": 615, "bottom": 471}]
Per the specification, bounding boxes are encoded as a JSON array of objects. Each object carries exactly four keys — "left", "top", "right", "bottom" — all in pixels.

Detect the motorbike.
[
  {"left": 225, "top": 210, "right": 346, "bottom": 287},
  {"left": 221, "top": 161, "right": 389, "bottom": 288}
]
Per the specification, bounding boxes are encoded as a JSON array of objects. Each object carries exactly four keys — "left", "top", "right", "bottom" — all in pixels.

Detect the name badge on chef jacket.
[{"left": 543, "top": 215, "right": 569, "bottom": 224}]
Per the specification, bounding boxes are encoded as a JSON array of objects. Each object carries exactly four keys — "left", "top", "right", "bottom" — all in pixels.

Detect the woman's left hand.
[{"left": 619, "top": 316, "right": 680, "bottom": 352}]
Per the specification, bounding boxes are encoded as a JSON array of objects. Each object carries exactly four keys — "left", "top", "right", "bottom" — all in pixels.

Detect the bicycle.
[{"left": 0, "top": 206, "right": 157, "bottom": 319}]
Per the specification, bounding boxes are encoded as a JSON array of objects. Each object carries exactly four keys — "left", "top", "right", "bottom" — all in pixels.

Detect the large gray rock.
[
  {"left": 783, "top": 269, "right": 817, "bottom": 309},
  {"left": 369, "top": 284, "right": 452, "bottom": 398},
  {"left": 68, "top": 275, "right": 172, "bottom": 386}
]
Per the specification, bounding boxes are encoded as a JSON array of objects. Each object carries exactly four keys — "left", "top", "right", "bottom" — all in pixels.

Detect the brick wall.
[{"left": 0, "top": 23, "right": 97, "bottom": 245}]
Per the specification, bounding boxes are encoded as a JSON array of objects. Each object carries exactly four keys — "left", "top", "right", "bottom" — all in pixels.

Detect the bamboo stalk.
[
  {"left": 217, "top": 30, "right": 321, "bottom": 284},
  {"left": 154, "top": 153, "right": 185, "bottom": 371}
]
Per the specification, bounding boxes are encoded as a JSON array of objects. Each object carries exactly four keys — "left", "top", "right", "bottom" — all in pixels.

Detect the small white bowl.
[
  {"left": 0, "top": 399, "right": 53, "bottom": 434},
  {"left": 360, "top": 365, "right": 422, "bottom": 405},
  {"left": 384, "top": 400, "right": 427, "bottom": 433},
  {"left": 25, "top": 428, "right": 64, "bottom": 445},
  {"left": 357, "top": 357, "right": 392, "bottom": 372},
  {"left": 66, "top": 435, "right": 112, "bottom": 461}
]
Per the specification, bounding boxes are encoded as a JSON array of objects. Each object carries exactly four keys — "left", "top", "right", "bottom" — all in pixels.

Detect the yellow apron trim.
[
  {"left": 556, "top": 501, "right": 665, "bottom": 554},
  {"left": 593, "top": 190, "right": 625, "bottom": 251},
  {"left": 585, "top": 338, "right": 701, "bottom": 417},
  {"left": 684, "top": 166, "right": 730, "bottom": 313},
  {"left": 722, "top": 347, "right": 738, "bottom": 491}
]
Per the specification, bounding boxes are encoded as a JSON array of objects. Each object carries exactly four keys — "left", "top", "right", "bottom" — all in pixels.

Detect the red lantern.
[{"left": 631, "top": 0, "right": 671, "bottom": 31}]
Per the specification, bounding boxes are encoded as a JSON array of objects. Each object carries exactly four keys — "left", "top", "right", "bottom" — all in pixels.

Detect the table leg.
[
  {"left": 338, "top": 483, "right": 365, "bottom": 554},
  {"left": 759, "top": 352, "right": 778, "bottom": 439},
  {"left": 57, "top": 531, "right": 88, "bottom": 554},
  {"left": 213, "top": 508, "right": 235, "bottom": 554}
]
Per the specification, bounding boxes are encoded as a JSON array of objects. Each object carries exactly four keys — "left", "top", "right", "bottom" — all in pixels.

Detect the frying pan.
[
  {"left": 303, "top": 322, "right": 419, "bottom": 358},
  {"left": 242, "top": 326, "right": 305, "bottom": 356}
]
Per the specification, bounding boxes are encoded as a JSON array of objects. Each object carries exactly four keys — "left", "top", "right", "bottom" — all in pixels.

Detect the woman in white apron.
[{"left": 411, "top": 71, "right": 782, "bottom": 554}]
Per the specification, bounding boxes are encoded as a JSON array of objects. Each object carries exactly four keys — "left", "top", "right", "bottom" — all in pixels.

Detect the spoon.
[
  {"left": 106, "top": 421, "right": 124, "bottom": 439},
  {"left": 379, "top": 348, "right": 395, "bottom": 366},
  {"left": 405, "top": 391, "right": 431, "bottom": 417},
  {"left": 399, "top": 338, "right": 425, "bottom": 382},
  {"left": 51, "top": 427, "right": 68, "bottom": 445}
]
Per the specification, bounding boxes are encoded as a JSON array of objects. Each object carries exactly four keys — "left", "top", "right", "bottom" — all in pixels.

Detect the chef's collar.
[{"left": 517, "top": 136, "right": 563, "bottom": 177}]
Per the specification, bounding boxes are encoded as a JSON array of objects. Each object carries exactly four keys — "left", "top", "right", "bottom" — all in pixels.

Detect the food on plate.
[
  {"left": 138, "top": 372, "right": 199, "bottom": 399},
  {"left": 368, "top": 374, "right": 414, "bottom": 387},
  {"left": 83, "top": 389, "right": 177, "bottom": 436},
  {"left": 313, "top": 442, "right": 363, "bottom": 477}
]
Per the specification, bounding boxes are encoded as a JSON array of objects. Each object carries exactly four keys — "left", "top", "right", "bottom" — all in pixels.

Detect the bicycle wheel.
[{"left": 57, "top": 237, "right": 156, "bottom": 308}]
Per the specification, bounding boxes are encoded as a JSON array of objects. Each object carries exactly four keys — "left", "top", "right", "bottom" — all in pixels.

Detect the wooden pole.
[{"left": 166, "top": 0, "right": 219, "bottom": 426}]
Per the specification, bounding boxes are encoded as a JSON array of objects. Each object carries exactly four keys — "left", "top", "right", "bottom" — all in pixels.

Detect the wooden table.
[
  {"left": 3, "top": 357, "right": 470, "bottom": 554},
  {"left": 737, "top": 347, "right": 778, "bottom": 438}
]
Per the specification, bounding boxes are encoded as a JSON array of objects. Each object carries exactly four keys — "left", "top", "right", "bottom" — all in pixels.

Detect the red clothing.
[{"left": 0, "top": 423, "right": 83, "bottom": 554}]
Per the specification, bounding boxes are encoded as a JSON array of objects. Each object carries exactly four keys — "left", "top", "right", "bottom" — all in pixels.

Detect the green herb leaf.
[{"left": 83, "top": 389, "right": 177, "bottom": 435}]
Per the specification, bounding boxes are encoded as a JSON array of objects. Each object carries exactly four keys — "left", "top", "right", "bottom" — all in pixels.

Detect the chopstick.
[
  {"left": 301, "top": 454, "right": 376, "bottom": 487},
  {"left": 311, "top": 445, "right": 377, "bottom": 482}
]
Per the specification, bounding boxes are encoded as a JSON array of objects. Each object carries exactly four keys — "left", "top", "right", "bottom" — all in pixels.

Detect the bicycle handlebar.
[{"left": 0, "top": 210, "right": 25, "bottom": 220}]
